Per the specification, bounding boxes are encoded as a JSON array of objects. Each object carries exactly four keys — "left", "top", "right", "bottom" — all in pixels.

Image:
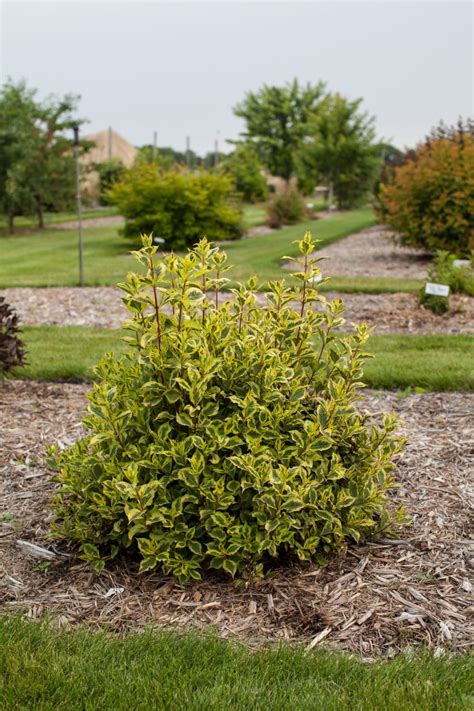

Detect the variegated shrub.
[{"left": 51, "top": 233, "right": 405, "bottom": 581}]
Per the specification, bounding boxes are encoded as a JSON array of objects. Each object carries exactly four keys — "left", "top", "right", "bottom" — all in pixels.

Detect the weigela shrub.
[
  {"left": 0, "top": 297, "right": 26, "bottom": 378},
  {"left": 266, "top": 188, "right": 307, "bottom": 228},
  {"left": 51, "top": 234, "right": 405, "bottom": 582},
  {"left": 376, "top": 133, "right": 474, "bottom": 254},
  {"left": 108, "top": 165, "right": 243, "bottom": 249}
]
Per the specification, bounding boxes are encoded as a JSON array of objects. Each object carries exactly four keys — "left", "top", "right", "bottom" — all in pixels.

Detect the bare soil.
[
  {"left": 1, "top": 381, "right": 472, "bottom": 657},
  {"left": 3, "top": 287, "right": 473, "bottom": 334}
]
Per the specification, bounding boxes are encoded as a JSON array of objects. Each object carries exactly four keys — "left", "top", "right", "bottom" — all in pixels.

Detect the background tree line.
[
  {"left": 1, "top": 76, "right": 415, "bottom": 234},
  {"left": 0, "top": 80, "right": 89, "bottom": 233}
]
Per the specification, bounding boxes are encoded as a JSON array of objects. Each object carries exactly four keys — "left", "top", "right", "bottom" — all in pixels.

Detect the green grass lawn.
[
  {"left": 1, "top": 617, "right": 472, "bottom": 711},
  {"left": 1, "top": 204, "right": 261, "bottom": 233},
  {"left": 225, "top": 208, "right": 377, "bottom": 286},
  {"left": 17, "top": 326, "right": 474, "bottom": 391},
  {"left": 0, "top": 208, "right": 383, "bottom": 289},
  {"left": 0, "top": 206, "right": 118, "bottom": 231},
  {"left": 242, "top": 202, "right": 267, "bottom": 229}
]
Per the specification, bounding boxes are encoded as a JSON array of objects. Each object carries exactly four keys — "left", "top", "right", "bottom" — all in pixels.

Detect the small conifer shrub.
[
  {"left": 51, "top": 234, "right": 405, "bottom": 582},
  {"left": 0, "top": 297, "right": 26, "bottom": 378}
]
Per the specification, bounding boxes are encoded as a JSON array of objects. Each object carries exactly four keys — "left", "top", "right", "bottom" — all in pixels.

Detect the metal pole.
[
  {"left": 108, "top": 126, "right": 112, "bottom": 161},
  {"left": 214, "top": 131, "right": 220, "bottom": 167},
  {"left": 153, "top": 131, "right": 158, "bottom": 161},
  {"left": 73, "top": 125, "right": 84, "bottom": 287},
  {"left": 186, "top": 135, "right": 191, "bottom": 169}
]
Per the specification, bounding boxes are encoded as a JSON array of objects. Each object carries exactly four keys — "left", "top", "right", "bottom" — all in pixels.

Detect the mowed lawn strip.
[
  {"left": 1, "top": 617, "right": 472, "bottom": 711},
  {"left": 0, "top": 208, "right": 380, "bottom": 289},
  {"left": 241, "top": 203, "right": 267, "bottom": 229},
  {"left": 0, "top": 205, "right": 118, "bottom": 230},
  {"left": 18, "top": 326, "right": 474, "bottom": 391}
]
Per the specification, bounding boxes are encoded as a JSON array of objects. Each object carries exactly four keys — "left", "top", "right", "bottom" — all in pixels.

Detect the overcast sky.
[{"left": 1, "top": 1, "right": 472, "bottom": 154}]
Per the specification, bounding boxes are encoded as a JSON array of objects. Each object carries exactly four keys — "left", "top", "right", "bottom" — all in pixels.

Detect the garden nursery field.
[
  {"left": 1, "top": 68, "right": 474, "bottom": 709},
  {"left": 1, "top": 203, "right": 473, "bottom": 710}
]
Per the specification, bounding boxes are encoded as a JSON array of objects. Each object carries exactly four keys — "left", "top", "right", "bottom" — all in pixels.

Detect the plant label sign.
[
  {"left": 425, "top": 282, "right": 450, "bottom": 297},
  {"left": 452, "top": 259, "right": 470, "bottom": 269}
]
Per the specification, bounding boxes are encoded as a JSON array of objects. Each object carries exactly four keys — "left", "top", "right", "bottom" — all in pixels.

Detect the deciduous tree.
[
  {"left": 297, "top": 94, "right": 380, "bottom": 208},
  {"left": 234, "top": 79, "right": 326, "bottom": 182},
  {"left": 0, "top": 79, "right": 83, "bottom": 232}
]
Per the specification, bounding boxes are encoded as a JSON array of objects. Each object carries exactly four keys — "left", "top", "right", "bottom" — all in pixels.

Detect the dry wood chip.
[
  {"left": 1, "top": 382, "right": 473, "bottom": 657},
  {"left": 305, "top": 627, "right": 332, "bottom": 651},
  {"left": 248, "top": 600, "right": 257, "bottom": 615},
  {"left": 16, "top": 540, "right": 56, "bottom": 560},
  {"left": 357, "top": 608, "right": 376, "bottom": 625}
]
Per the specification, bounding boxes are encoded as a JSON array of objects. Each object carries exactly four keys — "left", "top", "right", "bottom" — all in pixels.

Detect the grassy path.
[
  {"left": 0, "top": 209, "right": 378, "bottom": 288},
  {"left": 0, "top": 206, "right": 118, "bottom": 231}
]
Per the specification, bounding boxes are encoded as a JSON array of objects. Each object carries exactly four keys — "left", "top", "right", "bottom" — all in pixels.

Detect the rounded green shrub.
[
  {"left": 51, "top": 234, "right": 405, "bottom": 582},
  {"left": 108, "top": 165, "right": 243, "bottom": 249},
  {"left": 429, "top": 250, "right": 474, "bottom": 296},
  {"left": 266, "top": 188, "right": 307, "bottom": 228},
  {"left": 97, "top": 159, "right": 126, "bottom": 205},
  {"left": 419, "top": 250, "right": 473, "bottom": 314}
]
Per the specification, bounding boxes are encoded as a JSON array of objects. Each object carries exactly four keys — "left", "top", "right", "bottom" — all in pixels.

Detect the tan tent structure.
[{"left": 81, "top": 128, "right": 137, "bottom": 200}]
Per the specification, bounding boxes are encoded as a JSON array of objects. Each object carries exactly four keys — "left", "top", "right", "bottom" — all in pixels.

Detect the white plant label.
[
  {"left": 425, "top": 282, "right": 450, "bottom": 297},
  {"left": 452, "top": 259, "right": 470, "bottom": 269}
]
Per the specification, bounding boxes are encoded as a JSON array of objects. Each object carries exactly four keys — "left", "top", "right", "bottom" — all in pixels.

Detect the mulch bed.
[
  {"left": 285, "top": 225, "right": 432, "bottom": 280},
  {"left": 3, "top": 286, "right": 473, "bottom": 335},
  {"left": 1, "top": 381, "right": 472, "bottom": 657}
]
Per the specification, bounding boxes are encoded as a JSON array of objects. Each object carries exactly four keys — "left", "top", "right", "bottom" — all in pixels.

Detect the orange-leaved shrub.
[{"left": 376, "top": 133, "right": 474, "bottom": 254}]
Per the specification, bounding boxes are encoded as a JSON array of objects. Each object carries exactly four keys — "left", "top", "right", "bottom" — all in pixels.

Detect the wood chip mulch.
[
  {"left": 285, "top": 225, "right": 432, "bottom": 279},
  {"left": 1, "top": 381, "right": 473, "bottom": 657},
  {"left": 2, "top": 287, "right": 473, "bottom": 335}
]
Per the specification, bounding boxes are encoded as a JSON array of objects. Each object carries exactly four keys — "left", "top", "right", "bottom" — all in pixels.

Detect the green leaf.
[
  {"left": 188, "top": 540, "right": 203, "bottom": 556},
  {"left": 139, "top": 556, "right": 157, "bottom": 573},
  {"left": 282, "top": 499, "right": 305, "bottom": 512},
  {"left": 222, "top": 558, "right": 238, "bottom": 576},
  {"left": 210, "top": 512, "right": 229, "bottom": 528}
]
